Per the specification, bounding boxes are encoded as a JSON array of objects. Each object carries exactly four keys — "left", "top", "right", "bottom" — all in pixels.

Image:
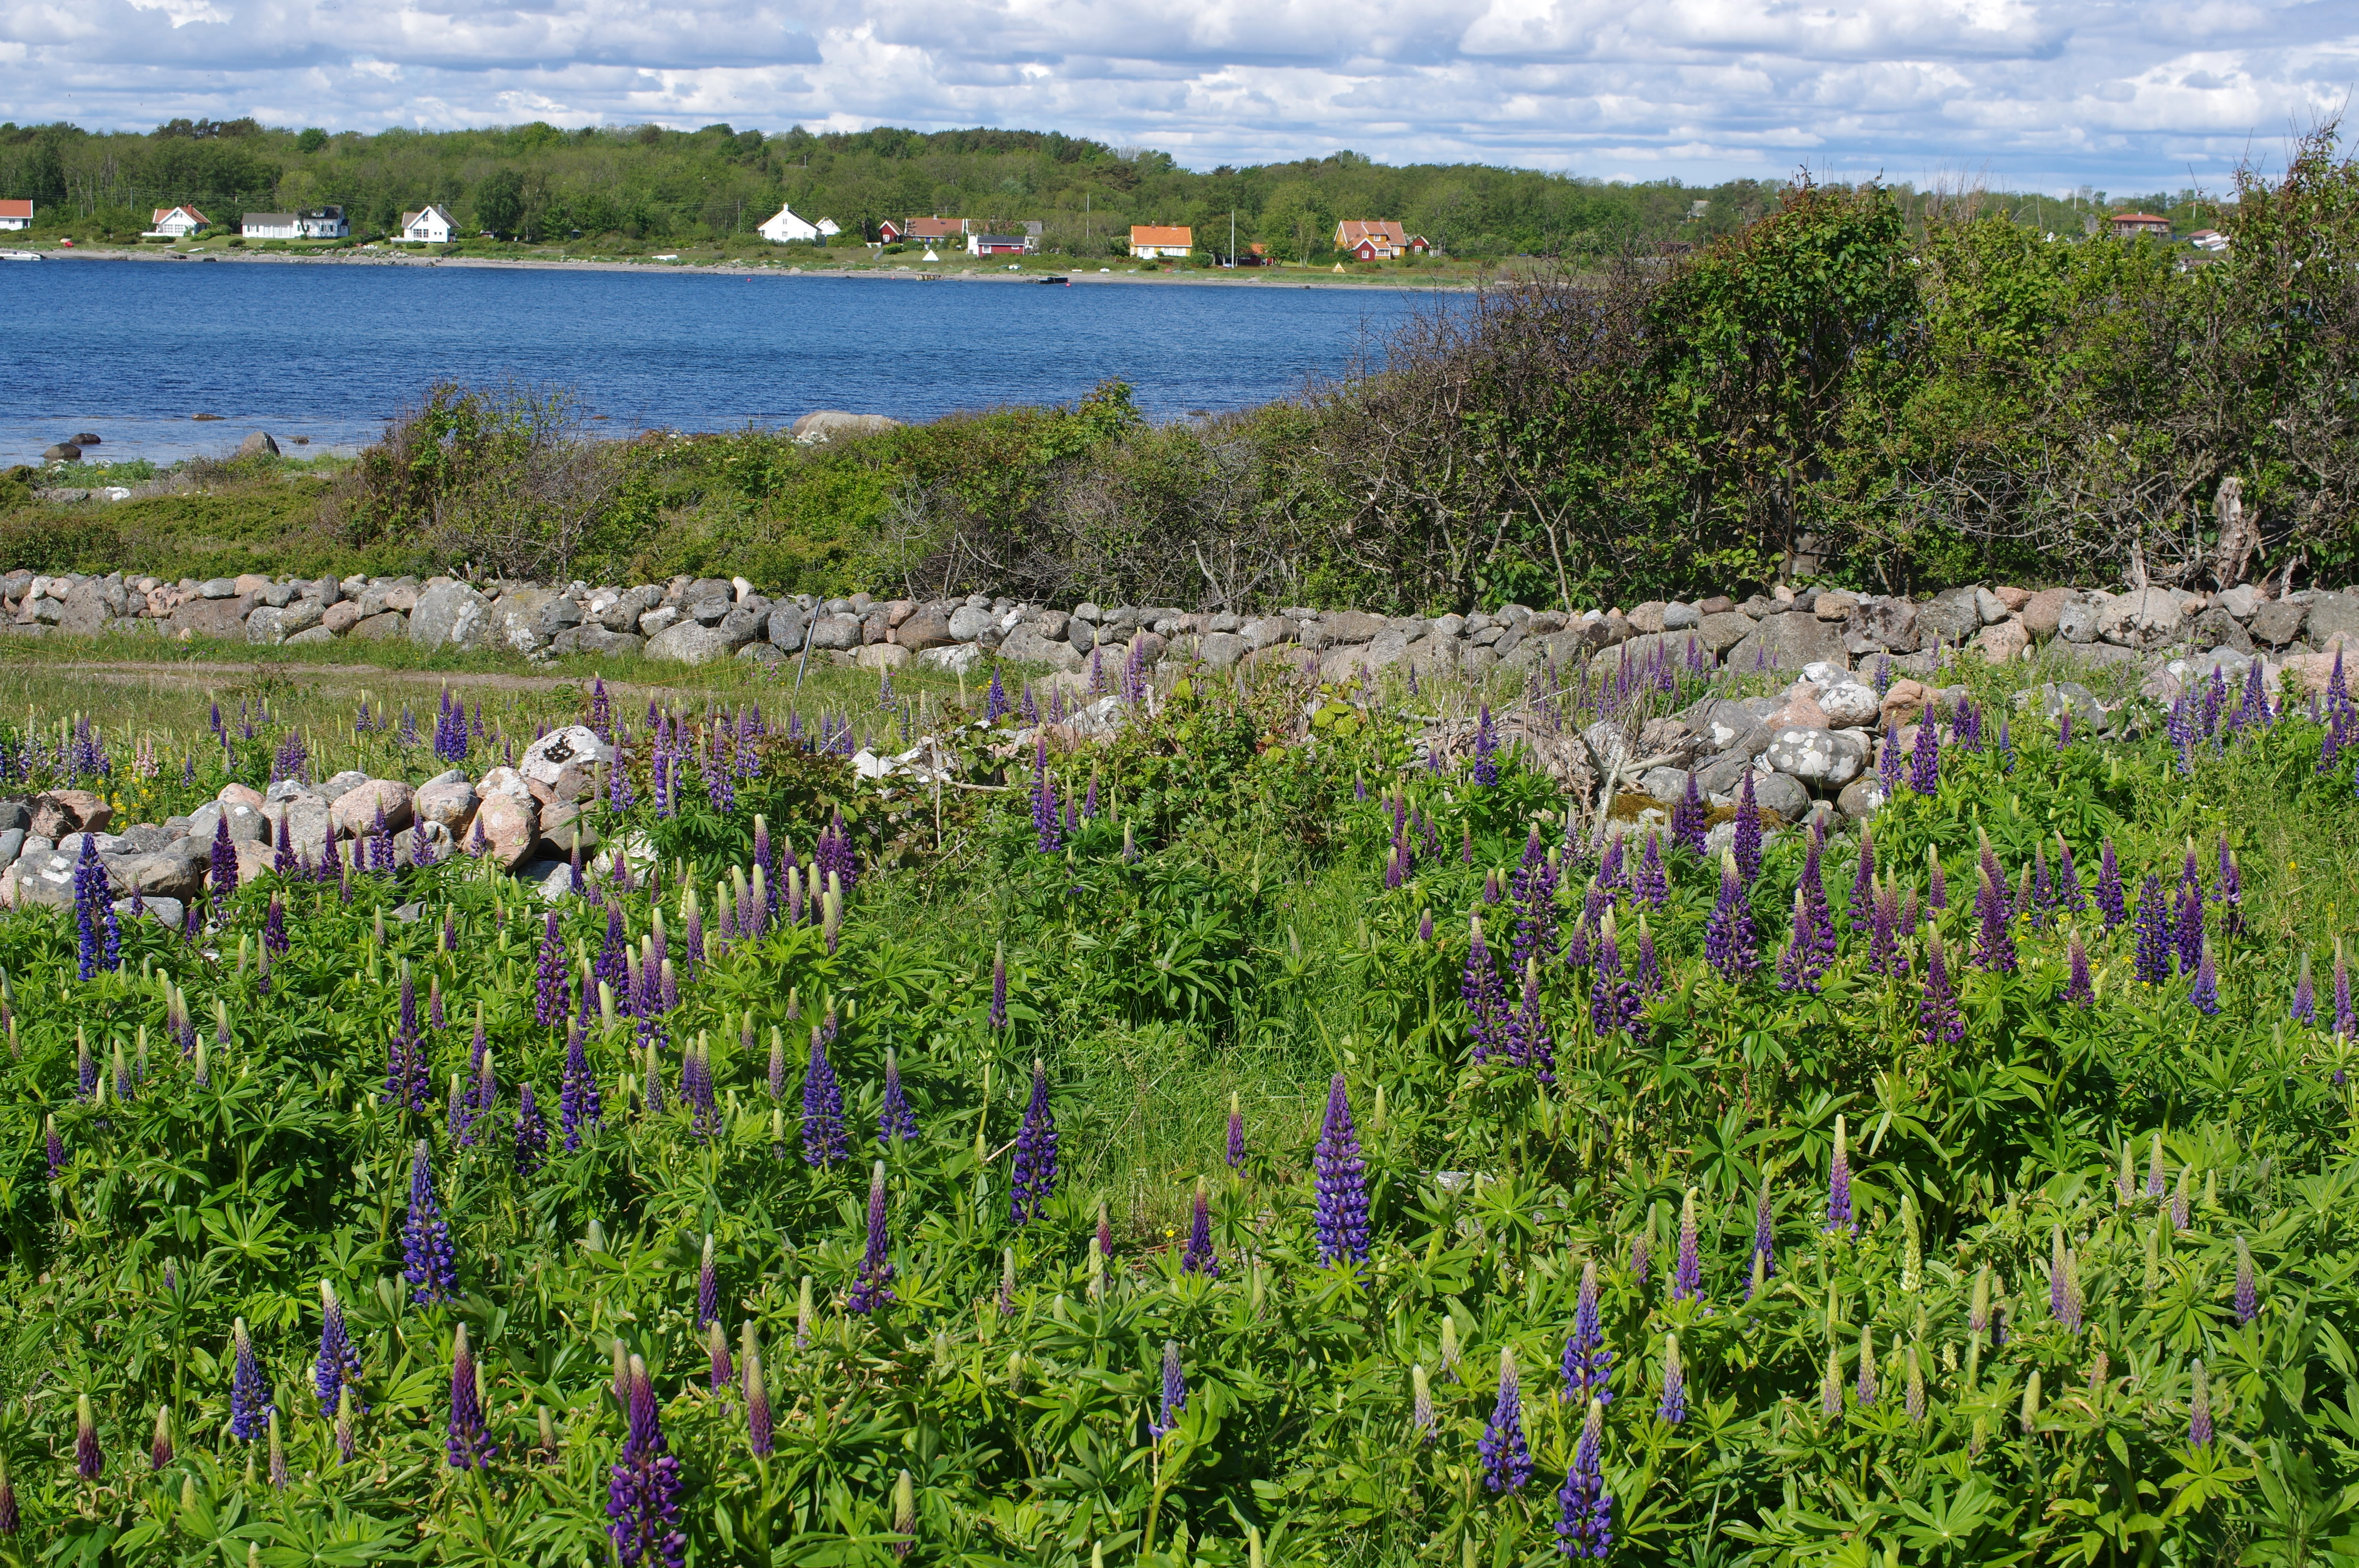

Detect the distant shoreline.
[{"left": 22, "top": 243, "right": 1487, "bottom": 292}]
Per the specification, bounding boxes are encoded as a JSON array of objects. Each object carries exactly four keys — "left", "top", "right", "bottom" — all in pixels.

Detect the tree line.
[{"left": 0, "top": 116, "right": 2219, "bottom": 260}]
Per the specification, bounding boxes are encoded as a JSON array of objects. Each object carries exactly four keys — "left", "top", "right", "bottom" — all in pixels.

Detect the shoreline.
[{"left": 16, "top": 242, "right": 1489, "bottom": 291}]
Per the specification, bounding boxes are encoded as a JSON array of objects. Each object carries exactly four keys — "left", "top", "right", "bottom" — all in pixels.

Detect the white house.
[
  {"left": 816, "top": 217, "right": 840, "bottom": 238},
  {"left": 0, "top": 200, "right": 30, "bottom": 231},
  {"left": 144, "top": 205, "right": 210, "bottom": 239},
  {"left": 397, "top": 205, "right": 456, "bottom": 243},
  {"left": 297, "top": 206, "right": 348, "bottom": 239},
  {"left": 757, "top": 204, "right": 821, "bottom": 243},
  {"left": 242, "top": 212, "right": 300, "bottom": 240}
]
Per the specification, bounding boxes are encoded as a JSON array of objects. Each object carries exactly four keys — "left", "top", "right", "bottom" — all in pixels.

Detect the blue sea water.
[{"left": 0, "top": 258, "right": 1434, "bottom": 467}]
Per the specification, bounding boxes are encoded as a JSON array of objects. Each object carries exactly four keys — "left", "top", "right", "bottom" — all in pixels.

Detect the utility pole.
[{"left": 1229, "top": 208, "right": 1235, "bottom": 267}]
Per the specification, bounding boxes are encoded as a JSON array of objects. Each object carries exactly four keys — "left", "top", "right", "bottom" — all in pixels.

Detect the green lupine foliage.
[{"left": 2, "top": 648, "right": 2359, "bottom": 1566}]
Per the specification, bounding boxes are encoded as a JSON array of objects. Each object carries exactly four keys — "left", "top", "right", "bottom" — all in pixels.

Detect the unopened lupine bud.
[{"left": 2021, "top": 1368, "right": 2041, "bottom": 1433}]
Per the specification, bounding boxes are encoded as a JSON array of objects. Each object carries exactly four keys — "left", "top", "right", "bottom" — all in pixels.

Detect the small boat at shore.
[{"left": 0, "top": 249, "right": 40, "bottom": 262}]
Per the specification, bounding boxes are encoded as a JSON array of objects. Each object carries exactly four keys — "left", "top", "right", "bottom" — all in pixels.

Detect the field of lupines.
[{"left": 2, "top": 643, "right": 2359, "bottom": 1568}]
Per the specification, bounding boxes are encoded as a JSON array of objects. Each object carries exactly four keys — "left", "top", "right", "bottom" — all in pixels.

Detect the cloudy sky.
[{"left": 3, "top": 0, "right": 2350, "bottom": 191}]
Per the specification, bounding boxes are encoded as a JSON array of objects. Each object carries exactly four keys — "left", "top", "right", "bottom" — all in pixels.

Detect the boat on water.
[{"left": 0, "top": 249, "right": 40, "bottom": 262}]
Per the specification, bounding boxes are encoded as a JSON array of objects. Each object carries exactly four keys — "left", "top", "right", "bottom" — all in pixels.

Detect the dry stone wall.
[{"left": 7, "top": 570, "right": 2359, "bottom": 693}]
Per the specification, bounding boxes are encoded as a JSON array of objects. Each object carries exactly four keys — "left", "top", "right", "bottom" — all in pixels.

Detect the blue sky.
[{"left": 2, "top": 0, "right": 2350, "bottom": 192}]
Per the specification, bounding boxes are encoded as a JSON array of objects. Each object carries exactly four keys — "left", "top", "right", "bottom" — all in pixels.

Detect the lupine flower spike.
[
  {"left": 1563, "top": 1258, "right": 1613, "bottom": 1403},
  {"left": 849, "top": 1161, "right": 895, "bottom": 1314},
  {"left": 1558, "top": 1397, "right": 1612, "bottom": 1558},
  {"left": 1657, "top": 1334, "right": 1687, "bottom": 1424},
  {"left": 1827, "top": 1114, "right": 1855, "bottom": 1235},
  {"left": 1312, "top": 1074, "right": 1370, "bottom": 1267},
  {"left": 1479, "top": 1348, "right": 1530, "bottom": 1493}
]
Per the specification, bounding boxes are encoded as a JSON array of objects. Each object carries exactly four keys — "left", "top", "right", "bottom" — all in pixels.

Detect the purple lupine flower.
[
  {"left": 1921, "top": 928, "right": 1964, "bottom": 1045},
  {"left": 1671, "top": 1188, "right": 1702, "bottom": 1303},
  {"left": 2235, "top": 1236, "right": 2260, "bottom": 1325},
  {"left": 985, "top": 665, "right": 1009, "bottom": 722},
  {"left": 1634, "top": 916, "right": 1664, "bottom": 998},
  {"left": 706, "top": 1318, "right": 734, "bottom": 1394},
  {"left": 1471, "top": 705, "right": 1499, "bottom": 788},
  {"left": 878, "top": 1049, "right": 916, "bottom": 1143},
  {"left": 1312, "top": 1074, "right": 1369, "bottom": 1267},
  {"left": 1632, "top": 829, "right": 1667, "bottom": 907},
  {"left": 1656, "top": 1334, "right": 1687, "bottom": 1424},
  {"left": 446, "top": 1323, "right": 496, "bottom": 1470},
  {"left": 608, "top": 1356, "right": 685, "bottom": 1567},
  {"left": 2190, "top": 940, "right": 2221, "bottom": 1016},
  {"left": 1748, "top": 1181, "right": 1776, "bottom": 1294},
  {"left": 1704, "top": 852, "right": 1757, "bottom": 984},
  {"left": 1149, "top": 1339, "right": 1188, "bottom": 1440},
  {"left": 2190, "top": 1361, "right": 2214, "bottom": 1447},
  {"left": 1181, "top": 1182, "right": 1218, "bottom": 1276},
  {"left": 801, "top": 1030, "right": 847, "bottom": 1166},
  {"left": 2133, "top": 875, "right": 2173, "bottom": 986},
  {"left": 1732, "top": 771, "right": 1763, "bottom": 884},
  {"left": 1031, "top": 739, "right": 1063, "bottom": 854},
  {"left": 1558, "top": 1398, "right": 1613, "bottom": 1559},
  {"left": 684, "top": 1038, "right": 718, "bottom": 1143},
  {"left": 1848, "top": 826, "right": 1876, "bottom": 916},
  {"left": 2096, "top": 840, "right": 2126, "bottom": 929},
  {"left": 403, "top": 1140, "right": 458, "bottom": 1303},
  {"left": 150, "top": 1406, "right": 173, "bottom": 1472},
  {"left": 229, "top": 1316, "right": 274, "bottom": 1441},
  {"left": 316, "top": 1281, "right": 365, "bottom": 1419},
  {"left": 1226, "top": 1093, "right": 1246, "bottom": 1169},
  {"left": 1671, "top": 771, "right": 1707, "bottom": 855},
  {"left": 1630, "top": 1231, "right": 1651, "bottom": 1286},
  {"left": 1563, "top": 1258, "right": 1613, "bottom": 1405},
  {"left": 2293, "top": 953, "right": 2317, "bottom": 1025},
  {"left": 2174, "top": 880, "right": 2206, "bottom": 976},
  {"left": 1462, "top": 915, "right": 1510, "bottom": 1060},
  {"left": 1972, "top": 864, "right": 2017, "bottom": 974},
  {"left": 745, "top": 1332, "right": 773, "bottom": 1455},
  {"left": 561, "top": 1023, "right": 601, "bottom": 1151},
  {"left": 2063, "top": 933, "right": 2094, "bottom": 1006},
  {"left": 848, "top": 1161, "right": 895, "bottom": 1314},
  {"left": 75, "top": 1393, "right": 102, "bottom": 1481},
  {"left": 210, "top": 813, "right": 238, "bottom": 904},
  {"left": 1582, "top": 926, "right": 1630, "bottom": 1051},
  {"left": 1479, "top": 1349, "right": 1531, "bottom": 1493},
  {"left": 1826, "top": 1114, "right": 1854, "bottom": 1236},
  {"left": 1877, "top": 720, "right": 1903, "bottom": 796},
  {"left": 534, "top": 912, "right": 565, "bottom": 1028},
  {"left": 72, "top": 835, "right": 107, "bottom": 981},
  {"left": 2056, "top": 837, "right": 2086, "bottom": 913},
  {"left": 1907, "top": 719, "right": 1941, "bottom": 795},
  {"left": 1010, "top": 1058, "right": 1059, "bottom": 1225},
  {"left": 44, "top": 1115, "right": 63, "bottom": 1180},
  {"left": 2217, "top": 838, "right": 2243, "bottom": 937},
  {"left": 515, "top": 1082, "right": 549, "bottom": 1173}
]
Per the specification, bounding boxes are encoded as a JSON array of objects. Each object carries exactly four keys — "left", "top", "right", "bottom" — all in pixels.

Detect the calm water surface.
[{"left": 0, "top": 259, "right": 1433, "bottom": 466}]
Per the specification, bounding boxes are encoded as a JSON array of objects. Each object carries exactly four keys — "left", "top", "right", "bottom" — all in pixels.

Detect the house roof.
[
  {"left": 0, "top": 200, "right": 30, "bottom": 218},
  {"left": 906, "top": 216, "right": 966, "bottom": 237},
  {"left": 1337, "top": 220, "right": 1407, "bottom": 246},
  {"left": 298, "top": 206, "right": 343, "bottom": 220},
  {"left": 401, "top": 205, "right": 455, "bottom": 227},
  {"left": 1131, "top": 225, "right": 1191, "bottom": 245},
  {"left": 2110, "top": 212, "right": 2170, "bottom": 225},
  {"left": 153, "top": 206, "right": 209, "bottom": 223},
  {"left": 244, "top": 213, "right": 297, "bottom": 225}
]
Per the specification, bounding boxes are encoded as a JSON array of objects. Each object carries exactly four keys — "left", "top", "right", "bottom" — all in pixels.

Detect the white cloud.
[{"left": 0, "top": 0, "right": 2348, "bottom": 189}]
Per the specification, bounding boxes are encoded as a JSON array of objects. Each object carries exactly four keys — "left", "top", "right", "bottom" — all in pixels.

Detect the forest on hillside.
[{"left": 0, "top": 117, "right": 2221, "bottom": 258}]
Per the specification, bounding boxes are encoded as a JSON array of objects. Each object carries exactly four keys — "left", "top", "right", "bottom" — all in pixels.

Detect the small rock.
[{"left": 235, "top": 431, "right": 281, "bottom": 457}]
